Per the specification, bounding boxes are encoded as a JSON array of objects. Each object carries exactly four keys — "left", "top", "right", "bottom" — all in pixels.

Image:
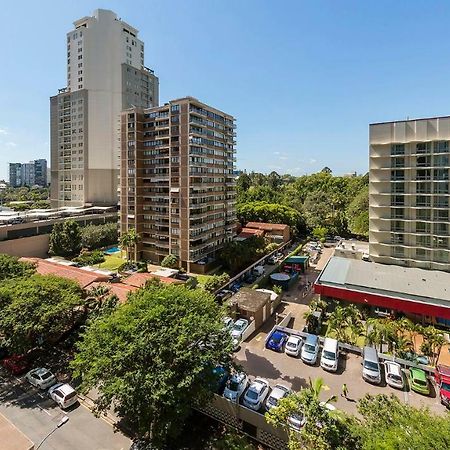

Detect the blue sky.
[{"left": 2, "top": 1, "right": 450, "bottom": 180}]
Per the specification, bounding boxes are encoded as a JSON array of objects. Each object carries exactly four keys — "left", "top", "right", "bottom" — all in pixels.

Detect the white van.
[{"left": 320, "top": 338, "right": 339, "bottom": 372}]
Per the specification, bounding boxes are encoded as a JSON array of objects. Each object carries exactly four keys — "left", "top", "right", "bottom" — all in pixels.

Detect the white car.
[
  {"left": 385, "top": 361, "right": 404, "bottom": 389},
  {"left": 231, "top": 318, "right": 249, "bottom": 340},
  {"left": 25, "top": 368, "right": 57, "bottom": 390},
  {"left": 223, "top": 372, "right": 248, "bottom": 402},
  {"left": 223, "top": 316, "right": 234, "bottom": 330},
  {"left": 288, "top": 412, "right": 306, "bottom": 431},
  {"left": 48, "top": 383, "right": 78, "bottom": 409},
  {"left": 265, "top": 384, "right": 291, "bottom": 411},
  {"left": 285, "top": 336, "right": 302, "bottom": 357},
  {"left": 243, "top": 378, "right": 270, "bottom": 410}
]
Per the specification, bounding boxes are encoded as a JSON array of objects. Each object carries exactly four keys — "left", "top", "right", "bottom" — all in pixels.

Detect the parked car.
[
  {"left": 48, "top": 383, "right": 78, "bottom": 409},
  {"left": 2, "top": 355, "right": 29, "bottom": 375},
  {"left": 362, "top": 346, "right": 382, "bottom": 385},
  {"left": 243, "top": 378, "right": 270, "bottom": 410},
  {"left": 231, "top": 318, "right": 249, "bottom": 341},
  {"left": 211, "top": 366, "right": 229, "bottom": 394},
  {"left": 25, "top": 368, "right": 57, "bottom": 390},
  {"left": 267, "top": 255, "right": 277, "bottom": 265},
  {"left": 409, "top": 368, "right": 430, "bottom": 396},
  {"left": 301, "top": 334, "right": 320, "bottom": 365},
  {"left": 435, "top": 364, "right": 450, "bottom": 407},
  {"left": 288, "top": 412, "right": 306, "bottom": 432},
  {"left": 266, "top": 331, "right": 288, "bottom": 352},
  {"left": 265, "top": 384, "right": 291, "bottom": 411},
  {"left": 223, "top": 316, "right": 234, "bottom": 331},
  {"left": 320, "top": 338, "right": 339, "bottom": 372},
  {"left": 229, "top": 282, "right": 242, "bottom": 293},
  {"left": 223, "top": 372, "right": 248, "bottom": 402},
  {"left": 215, "top": 290, "right": 233, "bottom": 303},
  {"left": 252, "top": 266, "right": 265, "bottom": 277},
  {"left": 244, "top": 273, "right": 257, "bottom": 284},
  {"left": 384, "top": 361, "right": 404, "bottom": 389},
  {"left": 285, "top": 336, "right": 302, "bottom": 357}
]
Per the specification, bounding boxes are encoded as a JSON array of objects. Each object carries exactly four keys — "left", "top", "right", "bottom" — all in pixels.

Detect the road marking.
[
  {"left": 79, "top": 400, "right": 116, "bottom": 428},
  {"left": 37, "top": 404, "right": 53, "bottom": 416},
  {"left": 322, "top": 385, "right": 330, "bottom": 391}
]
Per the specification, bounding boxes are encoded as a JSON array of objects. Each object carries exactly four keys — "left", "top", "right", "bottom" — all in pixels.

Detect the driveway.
[
  {"left": 235, "top": 333, "right": 444, "bottom": 417},
  {"left": 0, "top": 370, "right": 131, "bottom": 450}
]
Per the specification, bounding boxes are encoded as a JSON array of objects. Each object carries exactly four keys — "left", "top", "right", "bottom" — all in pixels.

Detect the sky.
[{"left": 3, "top": 1, "right": 450, "bottom": 180}]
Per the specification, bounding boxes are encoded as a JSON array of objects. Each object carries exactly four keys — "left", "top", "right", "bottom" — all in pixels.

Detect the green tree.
[
  {"left": 347, "top": 186, "right": 369, "bottom": 237},
  {"left": 49, "top": 220, "right": 82, "bottom": 258},
  {"left": 119, "top": 228, "right": 140, "bottom": 261},
  {"left": 204, "top": 273, "right": 230, "bottom": 293},
  {"left": 81, "top": 222, "right": 118, "bottom": 250},
  {"left": 0, "top": 275, "right": 83, "bottom": 352},
  {"left": 161, "top": 253, "right": 178, "bottom": 268},
  {"left": 0, "top": 254, "right": 36, "bottom": 281},
  {"left": 354, "top": 394, "right": 450, "bottom": 449},
  {"left": 266, "top": 377, "right": 352, "bottom": 450},
  {"left": 327, "top": 305, "right": 363, "bottom": 345},
  {"left": 236, "top": 172, "right": 251, "bottom": 193},
  {"left": 71, "top": 283, "right": 233, "bottom": 447}
]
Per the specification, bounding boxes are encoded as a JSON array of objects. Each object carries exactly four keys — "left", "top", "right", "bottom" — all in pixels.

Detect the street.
[{"left": 0, "top": 370, "right": 131, "bottom": 450}]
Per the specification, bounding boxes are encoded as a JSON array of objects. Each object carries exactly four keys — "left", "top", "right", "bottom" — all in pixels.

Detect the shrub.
[
  {"left": 161, "top": 254, "right": 178, "bottom": 268},
  {"left": 73, "top": 250, "right": 105, "bottom": 266},
  {"left": 81, "top": 222, "right": 118, "bottom": 250}
]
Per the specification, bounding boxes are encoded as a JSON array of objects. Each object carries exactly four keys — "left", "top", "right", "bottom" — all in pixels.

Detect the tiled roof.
[
  {"left": 20, "top": 257, "right": 109, "bottom": 289},
  {"left": 88, "top": 281, "right": 137, "bottom": 303},
  {"left": 238, "top": 228, "right": 265, "bottom": 239},
  {"left": 246, "top": 222, "right": 289, "bottom": 232}
]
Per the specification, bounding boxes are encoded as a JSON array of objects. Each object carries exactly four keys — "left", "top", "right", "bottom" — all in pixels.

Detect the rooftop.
[
  {"left": 20, "top": 257, "right": 109, "bottom": 289},
  {"left": 230, "top": 287, "right": 271, "bottom": 313},
  {"left": 246, "top": 222, "right": 289, "bottom": 232},
  {"left": 316, "top": 256, "right": 450, "bottom": 308},
  {"left": 122, "top": 272, "right": 183, "bottom": 288}
]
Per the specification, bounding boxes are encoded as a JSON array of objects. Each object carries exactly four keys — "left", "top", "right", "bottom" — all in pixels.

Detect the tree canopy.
[
  {"left": 49, "top": 220, "right": 82, "bottom": 258},
  {"left": 0, "top": 253, "right": 36, "bottom": 281},
  {"left": 80, "top": 222, "right": 118, "bottom": 250},
  {"left": 71, "top": 282, "right": 232, "bottom": 447},
  {"left": 0, "top": 275, "right": 83, "bottom": 352}
]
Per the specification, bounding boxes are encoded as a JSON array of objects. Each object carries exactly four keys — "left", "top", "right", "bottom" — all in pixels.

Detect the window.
[
  {"left": 434, "top": 141, "right": 449, "bottom": 153},
  {"left": 391, "top": 170, "right": 404, "bottom": 181},
  {"left": 391, "top": 157, "right": 404, "bottom": 168},
  {"left": 434, "top": 169, "right": 449, "bottom": 180},
  {"left": 416, "top": 196, "right": 430, "bottom": 207},
  {"left": 171, "top": 104, "right": 180, "bottom": 113},
  {"left": 78, "top": 55, "right": 82, "bottom": 60},
  {"left": 416, "top": 235, "right": 431, "bottom": 247},
  {"left": 391, "top": 144, "right": 405, "bottom": 155},
  {"left": 416, "top": 222, "right": 430, "bottom": 234},
  {"left": 416, "top": 142, "right": 431, "bottom": 154},
  {"left": 391, "top": 195, "right": 404, "bottom": 206},
  {"left": 434, "top": 155, "right": 449, "bottom": 166},
  {"left": 416, "top": 155, "right": 431, "bottom": 167}
]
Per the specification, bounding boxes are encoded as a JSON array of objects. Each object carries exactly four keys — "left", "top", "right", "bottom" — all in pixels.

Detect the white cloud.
[
  {"left": 5, "top": 142, "right": 17, "bottom": 147},
  {"left": 273, "top": 151, "right": 280, "bottom": 155},
  {"left": 0, "top": 128, "right": 7, "bottom": 135},
  {"left": 309, "top": 158, "right": 317, "bottom": 164},
  {"left": 279, "top": 156, "right": 288, "bottom": 160}
]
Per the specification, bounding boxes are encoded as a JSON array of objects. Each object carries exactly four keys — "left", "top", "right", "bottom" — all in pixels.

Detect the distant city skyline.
[{"left": 4, "top": 1, "right": 450, "bottom": 180}]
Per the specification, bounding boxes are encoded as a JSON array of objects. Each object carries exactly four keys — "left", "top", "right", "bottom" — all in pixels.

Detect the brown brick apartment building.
[{"left": 120, "top": 97, "right": 237, "bottom": 271}]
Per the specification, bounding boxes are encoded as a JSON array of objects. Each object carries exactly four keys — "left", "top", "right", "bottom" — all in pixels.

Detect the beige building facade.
[
  {"left": 50, "top": 9, "right": 158, "bottom": 207},
  {"left": 369, "top": 117, "right": 450, "bottom": 271},
  {"left": 120, "top": 97, "right": 237, "bottom": 271}
]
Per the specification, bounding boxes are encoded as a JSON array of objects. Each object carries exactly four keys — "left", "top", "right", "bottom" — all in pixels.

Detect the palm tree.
[
  {"left": 85, "top": 285, "right": 111, "bottom": 313},
  {"left": 366, "top": 318, "right": 396, "bottom": 353},
  {"left": 119, "top": 228, "right": 140, "bottom": 262},
  {"left": 326, "top": 305, "right": 347, "bottom": 342},
  {"left": 308, "top": 377, "right": 337, "bottom": 405},
  {"left": 422, "top": 327, "right": 447, "bottom": 366}
]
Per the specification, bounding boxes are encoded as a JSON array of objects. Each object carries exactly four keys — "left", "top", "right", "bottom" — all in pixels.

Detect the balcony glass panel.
[
  {"left": 416, "top": 142, "right": 431, "bottom": 154},
  {"left": 433, "top": 141, "right": 449, "bottom": 153},
  {"left": 391, "top": 144, "right": 405, "bottom": 155}
]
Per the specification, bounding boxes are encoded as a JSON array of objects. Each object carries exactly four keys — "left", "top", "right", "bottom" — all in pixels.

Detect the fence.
[
  {"left": 196, "top": 394, "right": 288, "bottom": 450},
  {"left": 267, "top": 324, "right": 436, "bottom": 376}
]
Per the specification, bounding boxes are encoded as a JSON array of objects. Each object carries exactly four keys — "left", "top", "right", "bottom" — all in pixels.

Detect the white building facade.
[
  {"left": 50, "top": 9, "right": 159, "bottom": 207},
  {"left": 369, "top": 117, "right": 450, "bottom": 272}
]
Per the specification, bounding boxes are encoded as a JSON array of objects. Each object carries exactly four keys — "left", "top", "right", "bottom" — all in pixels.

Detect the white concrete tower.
[{"left": 50, "top": 9, "right": 159, "bottom": 207}]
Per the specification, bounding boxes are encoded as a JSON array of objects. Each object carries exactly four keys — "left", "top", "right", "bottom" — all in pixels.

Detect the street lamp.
[{"left": 36, "top": 416, "right": 69, "bottom": 449}]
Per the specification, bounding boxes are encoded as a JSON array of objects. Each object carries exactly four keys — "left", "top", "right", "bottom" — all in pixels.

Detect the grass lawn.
[{"left": 98, "top": 253, "right": 125, "bottom": 271}]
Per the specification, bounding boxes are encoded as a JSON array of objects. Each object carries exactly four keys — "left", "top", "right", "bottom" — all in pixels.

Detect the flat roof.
[
  {"left": 246, "top": 222, "right": 289, "bottom": 232},
  {"left": 370, "top": 114, "right": 450, "bottom": 126},
  {"left": 316, "top": 257, "right": 450, "bottom": 309},
  {"left": 230, "top": 288, "right": 270, "bottom": 312}
]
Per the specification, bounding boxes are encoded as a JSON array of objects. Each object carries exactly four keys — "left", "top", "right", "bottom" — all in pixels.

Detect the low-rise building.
[
  {"left": 229, "top": 287, "right": 271, "bottom": 329},
  {"left": 245, "top": 222, "right": 290, "bottom": 243},
  {"left": 314, "top": 256, "right": 450, "bottom": 326}
]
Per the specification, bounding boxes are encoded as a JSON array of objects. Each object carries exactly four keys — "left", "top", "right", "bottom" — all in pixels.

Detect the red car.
[
  {"left": 2, "top": 355, "right": 29, "bottom": 375},
  {"left": 435, "top": 364, "right": 450, "bottom": 408}
]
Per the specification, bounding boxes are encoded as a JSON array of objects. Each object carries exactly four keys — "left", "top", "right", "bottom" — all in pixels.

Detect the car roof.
[
  {"left": 287, "top": 335, "right": 301, "bottom": 342},
  {"left": 305, "top": 334, "right": 318, "bottom": 344},
  {"left": 235, "top": 318, "right": 247, "bottom": 325},
  {"left": 57, "top": 383, "right": 76, "bottom": 395},
  {"left": 410, "top": 368, "right": 426, "bottom": 379},
  {"left": 33, "top": 367, "right": 51, "bottom": 376},
  {"left": 273, "top": 331, "right": 286, "bottom": 337},
  {"left": 437, "top": 364, "right": 450, "bottom": 377},
  {"left": 252, "top": 378, "right": 268, "bottom": 391},
  {"left": 230, "top": 372, "right": 246, "bottom": 382},
  {"left": 271, "top": 385, "right": 290, "bottom": 398},
  {"left": 386, "top": 361, "right": 401, "bottom": 374}
]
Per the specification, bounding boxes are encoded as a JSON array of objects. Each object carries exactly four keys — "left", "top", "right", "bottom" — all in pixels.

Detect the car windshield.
[
  {"left": 323, "top": 351, "right": 335, "bottom": 360},
  {"left": 272, "top": 334, "right": 283, "bottom": 343},
  {"left": 364, "top": 361, "right": 379, "bottom": 371},
  {"left": 305, "top": 344, "right": 316, "bottom": 353},
  {"left": 414, "top": 378, "right": 427, "bottom": 387},
  {"left": 247, "top": 389, "right": 258, "bottom": 400},
  {"left": 388, "top": 374, "right": 402, "bottom": 382},
  {"left": 234, "top": 322, "right": 245, "bottom": 331},
  {"left": 65, "top": 391, "right": 77, "bottom": 400},
  {"left": 41, "top": 372, "right": 53, "bottom": 380},
  {"left": 441, "top": 382, "right": 450, "bottom": 392},
  {"left": 227, "top": 380, "right": 240, "bottom": 391},
  {"left": 268, "top": 396, "right": 278, "bottom": 406},
  {"left": 287, "top": 341, "right": 297, "bottom": 348}
]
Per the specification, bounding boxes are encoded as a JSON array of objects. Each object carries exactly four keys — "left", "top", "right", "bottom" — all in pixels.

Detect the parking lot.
[
  {"left": 0, "top": 370, "right": 131, "bottom": 450},
  {"left": 234, "top": 322, "right": 444, "bottom": 417}
]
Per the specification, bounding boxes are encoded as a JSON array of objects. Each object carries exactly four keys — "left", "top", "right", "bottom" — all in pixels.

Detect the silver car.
[
  {"left": 243, "top": 378, "right": 270, "bottom": 410},
  {"left": 265, "top": 384, "right": 291, "bottom": 411},
  {"left": 223, "top": 372, "right": 248, "bottom": 402},
  {"left": 25, "top": 368, "right": 57, "bottom": 390}
]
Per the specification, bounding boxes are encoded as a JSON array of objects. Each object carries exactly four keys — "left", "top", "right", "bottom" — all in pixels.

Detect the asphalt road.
[{"left": 0, "top": 371, "right": 131, "bottom": 450}]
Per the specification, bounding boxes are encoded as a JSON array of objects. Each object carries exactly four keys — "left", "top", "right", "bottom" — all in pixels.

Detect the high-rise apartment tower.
[
  {"left": 9, "top": 159, "right": 48, "bottom": 187},
  {"left": 50, "top": 9, "right": 159, "bottom": 207},
  {"left": 120, "top": 97, "right": 237, "bottom": 271},
  {"left": 369, "top": 117, "right": 450, "bottom": 272}
]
